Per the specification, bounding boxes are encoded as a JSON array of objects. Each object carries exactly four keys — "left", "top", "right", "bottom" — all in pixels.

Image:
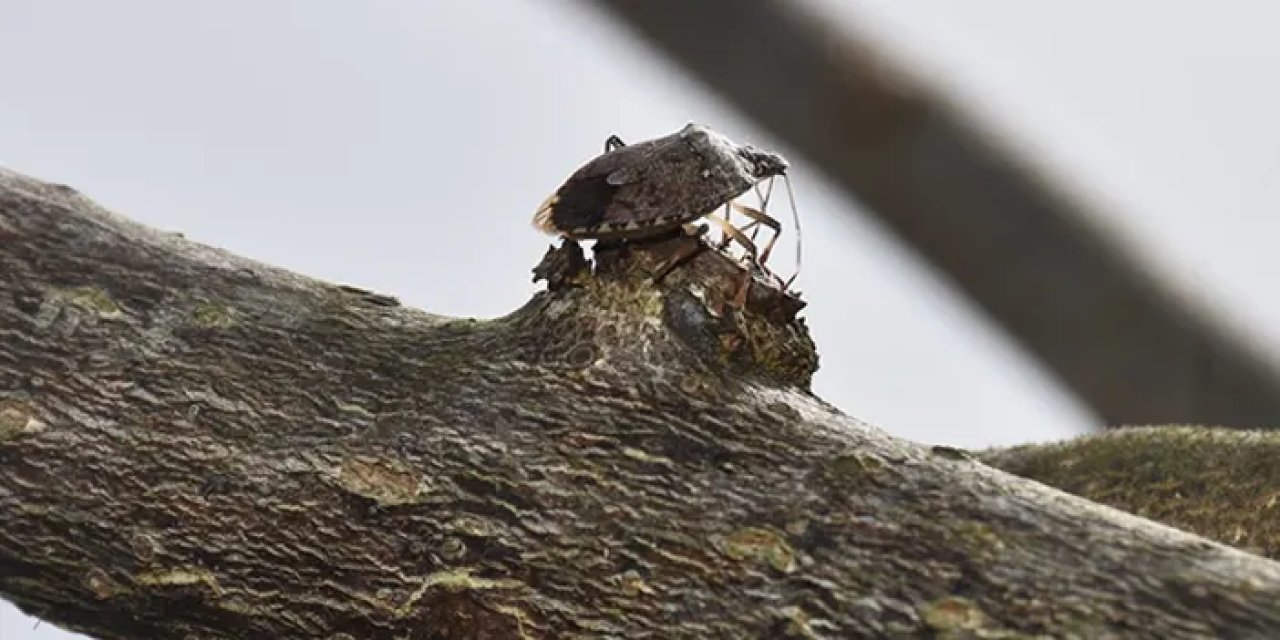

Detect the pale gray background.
[{"left": 3, "top": 1, "right": 1278, "bottom": 637}]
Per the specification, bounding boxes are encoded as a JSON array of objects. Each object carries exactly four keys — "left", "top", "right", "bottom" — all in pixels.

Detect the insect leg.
[
  {"left": 729, "top": 202, "right": 782, "bottom": 266},
  {"left": 747, "top": 177, "right": 777, "bottom": 243},
  {"left": 715, "top": 202, "right": 736, "bottom": 251},
  {"left": 706, "top": 213, "right": 759, "bottom": 260},
  {"left": 781, "top": 173, "right": 803, "bottom": 289},
  {"left": 651, "top": 234, "right": 704, "bottom": 283},
  {"left": 706, "top": 214, "right": 759, "bottom": 308},
  {"left": 605, "top": 135, "right": 627, "bottom": 153},
  {"left": 721, "top": 178, "right": 776, "bottom": 250}
]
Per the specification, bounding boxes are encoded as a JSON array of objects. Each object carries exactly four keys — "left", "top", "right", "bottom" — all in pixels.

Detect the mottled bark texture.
[
  {"left": 982, "top": 426, "right": 1280, "bottom": 562},
  {"left": 3, "top": 167, "right": 1280, "bottom": 639}
]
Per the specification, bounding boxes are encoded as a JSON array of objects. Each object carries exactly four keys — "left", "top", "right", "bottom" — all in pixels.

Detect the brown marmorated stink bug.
[{"left": 533, "top": 123, "right": 802, "bottom": 299}]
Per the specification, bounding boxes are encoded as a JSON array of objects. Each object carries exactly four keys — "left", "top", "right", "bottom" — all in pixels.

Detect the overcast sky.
[{"left": 4, "top": 2, "right": 1280, "bottom": 637}]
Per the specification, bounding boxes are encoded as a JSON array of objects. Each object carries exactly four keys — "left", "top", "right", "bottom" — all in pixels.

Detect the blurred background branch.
[{"left": 586, "top": 0, "right": 1280, "bottom": 427}]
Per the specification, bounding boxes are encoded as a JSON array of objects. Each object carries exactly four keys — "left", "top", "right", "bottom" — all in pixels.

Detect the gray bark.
[
  {"left": 982, "top": 426, "right": 1280, "bottom": 562},
  {"left": 3, "top": 166, "right": 1280, "bottom": 639}
]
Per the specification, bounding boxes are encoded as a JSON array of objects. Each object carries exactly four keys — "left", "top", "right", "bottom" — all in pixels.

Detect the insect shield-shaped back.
[{"left": 533, "top": 123, "right": 789, "bottom": 241}]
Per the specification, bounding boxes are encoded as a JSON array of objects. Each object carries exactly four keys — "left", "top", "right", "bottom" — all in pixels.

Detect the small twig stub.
[{"left": 531, "top": 239, "right": 590, "bottom": 290}]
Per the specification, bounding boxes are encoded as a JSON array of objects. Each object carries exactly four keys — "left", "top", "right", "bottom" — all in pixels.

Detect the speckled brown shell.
[{"left": 534, "top": 124, "right": 778, "bottom": 240}]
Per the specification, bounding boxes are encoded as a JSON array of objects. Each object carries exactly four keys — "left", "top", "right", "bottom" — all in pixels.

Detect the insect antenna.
[
  {"left": 747, "top": 177, "right": 777, "bottom": 243},
  {"left": 781, "top": 173, "right": 803, "bottom": 289},
  {"left": 723, "top": 177, "right": 776, "bottom": 250}
]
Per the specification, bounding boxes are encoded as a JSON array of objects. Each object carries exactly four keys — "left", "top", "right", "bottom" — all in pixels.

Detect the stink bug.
[{"left": 533, "top": 123, "right": 800, "bottom": 302}]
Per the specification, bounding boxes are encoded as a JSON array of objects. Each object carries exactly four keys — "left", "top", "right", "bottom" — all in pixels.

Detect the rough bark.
[
  {"left": 982, "top": 426, "right": 1280, "bottom": 561},
  {"left": 3, "top": 166, "right": 1280, "bottom": 639}
]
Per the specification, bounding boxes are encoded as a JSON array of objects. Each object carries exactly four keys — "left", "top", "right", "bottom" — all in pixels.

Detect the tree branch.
[
  {"left": 982, "top": 426, "right": 1280, "bottom": 561},
  {"left": 583, "top": 0, "right": 1280, "bottom": 427},
  {"left": 3, "top": 167, "right": 1280, "bottom": 638}
]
